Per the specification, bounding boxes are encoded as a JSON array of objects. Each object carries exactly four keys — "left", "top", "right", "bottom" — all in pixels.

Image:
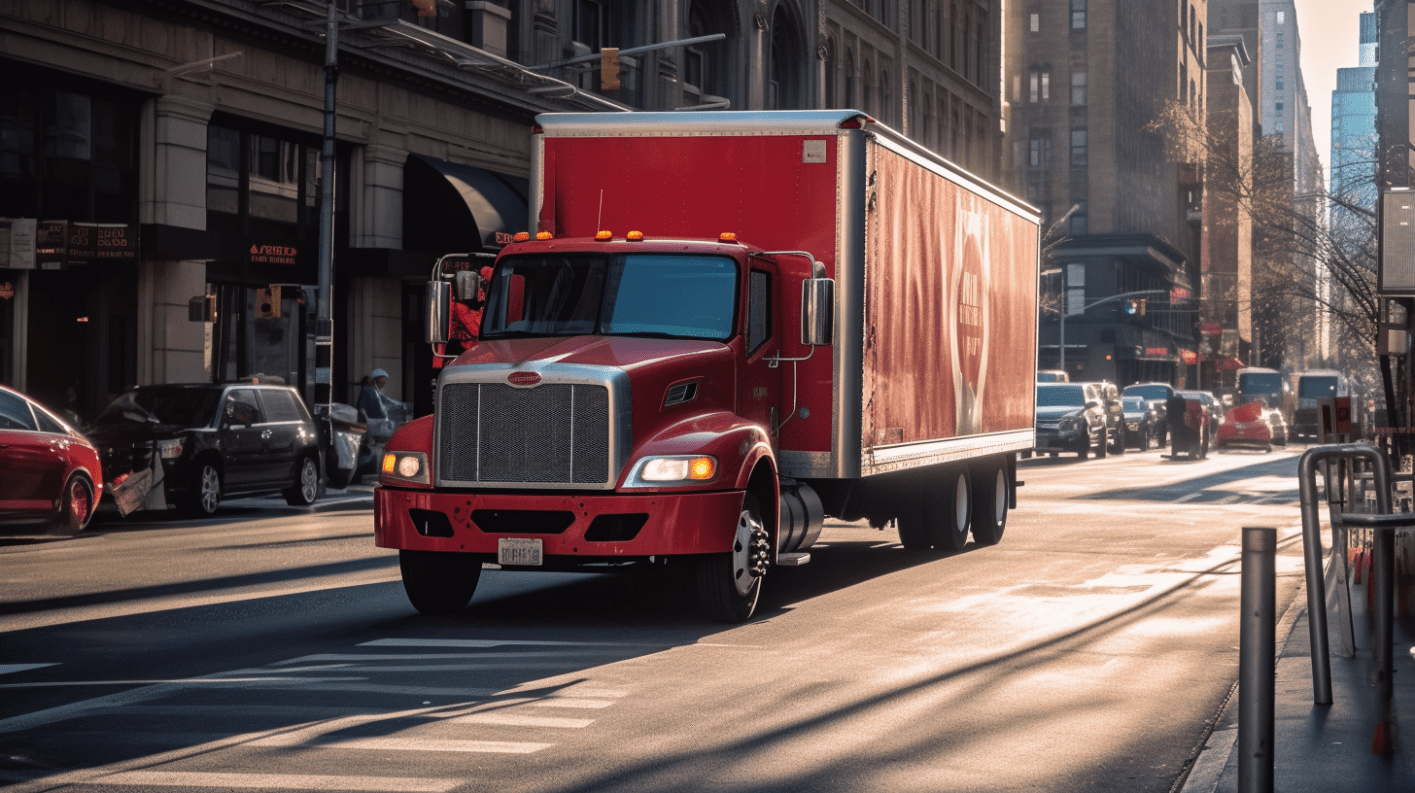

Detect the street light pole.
[
  {"left": 1059, "top": 289, "right": 1167, "bottom": 372},
  {"left": 316, "top": 0, "right": 339, "bottom": 412}
]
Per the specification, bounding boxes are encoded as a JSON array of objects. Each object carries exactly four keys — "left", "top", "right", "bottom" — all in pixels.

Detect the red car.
[
  {"left": 1216, "top": 400, "right": 1281, "bottom": 451},
  {"left": 0, "top": 385, "right": 103, "bottom": 535}
]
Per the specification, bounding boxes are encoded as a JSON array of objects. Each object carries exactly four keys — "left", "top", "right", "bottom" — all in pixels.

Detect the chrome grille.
[{"left": 439, "top": 381, "right": 611, "bottom": 486}]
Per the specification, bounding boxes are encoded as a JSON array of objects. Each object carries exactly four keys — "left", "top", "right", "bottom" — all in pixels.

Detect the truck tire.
[
  {"left": 697, "top": 493, "right": 766, "bottom": 623},
  {"left": 399, "top": 550, "right": 482, "bottom": 615},
  {"left": 895, "top": 495, "right": 932, "bottom": 550},
  {"left": 926, "top": 468, "right": 972, "bottom": 553},
  {"left": 970, "top": 463, "right": 1007, "bottom": 546}
]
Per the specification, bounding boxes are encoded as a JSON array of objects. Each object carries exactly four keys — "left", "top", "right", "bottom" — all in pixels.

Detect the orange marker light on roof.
[
  {"left": 512, "top": 232, "right": 531, "bottom": 242},
  {"left": 719, "top": 232, "right": 738, "bottom": 242},
  {"left": 626, "top": 231, "right": 645, "bottom": 241},
  {"left": 535, "top": 231, "right": 554, "bottom": 241},
  {"left": 595, "top": 230, "right": 613, "bottom": 241}
]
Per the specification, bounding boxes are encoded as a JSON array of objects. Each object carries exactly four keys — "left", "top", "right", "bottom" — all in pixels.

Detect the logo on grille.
[{"left": 507, "top": 371, "right": 542, "bottom": 387}]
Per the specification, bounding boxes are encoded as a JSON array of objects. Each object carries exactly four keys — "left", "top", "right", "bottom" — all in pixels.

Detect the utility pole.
[{"left": 316, "top": 0, "right": 339, "bottom": 412}]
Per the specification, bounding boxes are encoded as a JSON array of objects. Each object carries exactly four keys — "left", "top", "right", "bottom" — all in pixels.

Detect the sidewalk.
[{"left": 1182, "top": 580, "right": 1415, "bottom": 792}]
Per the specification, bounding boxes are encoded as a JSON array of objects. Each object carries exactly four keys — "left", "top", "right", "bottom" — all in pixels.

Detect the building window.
[
  {"left": 1070, "top": 128, "right": 1087, "bottom": 166},
  {"left": 845, "top": 51, "right": 855, "bottom": 108},
  {"left": 1071, "top": 72, "right": 1087, "bottom": 105},
  {"left": 1277, "top": 10, "right": 1285, "bottom": 25},
  {"left": 864, "top": 60, "right": 874, "bottom": 113},
  {"left": 881, "top": 70, "right": 891, "bottom": 122},
  {"left": 1029, "top": 133, "right": 1050, "bottom": 167},
  {"left": 1030, "top": 13, "right": 1039, "bottom": 32},
  {"left": 1041, "top": 71, "right": 1050, "bottom": 100},
  {"left": 1070, "top": 202, "right": 1088, "bottom": 235},
  {"left": 1071, "top": 0, "right": 1086, "bottom": 30},
  {"left": 574, "top": 0, "right": 610, "bottom": 50}
]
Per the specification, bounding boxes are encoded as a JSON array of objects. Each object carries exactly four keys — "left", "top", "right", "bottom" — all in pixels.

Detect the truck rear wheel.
[
  {"left": 399, "top": 550, "right": 482, "bottom": 615},
  {"left": 926, "top": 469, "right": 972, "bottom": 553},
  {"left": 970, "top": 463, "right": 1007, "bottom": 546},
  {"left": 697, "top": 493, "right": 766, "bottom": 623}
]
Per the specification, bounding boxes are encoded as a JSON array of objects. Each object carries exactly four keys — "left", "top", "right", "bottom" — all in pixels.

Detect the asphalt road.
[{"left": 0, "top": 444, "right": 1312, "bottom": 792}]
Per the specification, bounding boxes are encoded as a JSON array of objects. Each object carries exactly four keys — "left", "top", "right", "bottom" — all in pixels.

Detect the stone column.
[{"left": 138, "top": 95, "right": 215, "bottom": 386}]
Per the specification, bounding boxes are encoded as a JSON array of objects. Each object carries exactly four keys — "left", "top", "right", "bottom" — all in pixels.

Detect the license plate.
[{"left": 498, "top": 537, "right": 543, "bottom": 566}]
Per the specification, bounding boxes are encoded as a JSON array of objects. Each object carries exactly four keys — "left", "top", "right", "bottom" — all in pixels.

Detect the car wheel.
[
  {"left": 1094, "top": 430, "right": 1108, "bottom": 458},
  {"left": 283, "top": 456, "right": 320, "bottom": 506},
  {"left": 1110, "top": 424, "right": 1126, "bottom": 455},
  {"left": 399, "top": 549, "right": 482, "bottom": 614},
  {"left": 697, "top": 493, "right": 767, "bottom": 622},
  {"left": 969, "top": 463, "right": 1007, "bottom": 546},
  {"left": 183, "top": 462, "right": 222, "bottom": 517},
  {"left": 47, "top": 473, "right": 95, "bottom": 536}
]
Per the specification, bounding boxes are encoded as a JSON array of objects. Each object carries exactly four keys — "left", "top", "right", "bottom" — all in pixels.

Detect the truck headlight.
[
  {"left": 157, "top": 438, "right": 185, "bottom": 459},
  {"left": 626, "top": 455, "right": 718, "bottom": 487},
  {"left": 382, "top": 451, "right": 430, "bottom": 484}
]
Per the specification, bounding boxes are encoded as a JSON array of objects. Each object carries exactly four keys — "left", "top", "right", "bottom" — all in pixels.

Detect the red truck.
[{"left": 375, "top": 111, "right": 1041, "bottom": 622}]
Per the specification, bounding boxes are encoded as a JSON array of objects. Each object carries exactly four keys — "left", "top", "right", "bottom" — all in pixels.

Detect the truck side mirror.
[
  {"left": 801, "top": 277, "right": 835, "bottom": 347},
  {"left": 426, "top": 280, "right": 451, "bottom": 345},
  {"left": 454, "top": 269, "right": 483, "bottom": 302}
]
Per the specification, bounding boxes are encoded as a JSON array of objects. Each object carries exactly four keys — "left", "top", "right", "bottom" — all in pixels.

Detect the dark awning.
[{"left": 403, "top": 154, "right": 528, "bottom": 253}]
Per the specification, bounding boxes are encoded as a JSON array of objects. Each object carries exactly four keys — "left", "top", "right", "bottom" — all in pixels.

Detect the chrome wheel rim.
[
  {"left": 68, "top": 479, "right": 91, "bottom": 526},
  {"left": 199, "top": 466, "right": 219, "bottom": 513},
  {"left": 730, "top": 509, "right": 760, "bottom": 597},
  {"left": 299, "top": 459, "right": 317, "bottom": 502}
]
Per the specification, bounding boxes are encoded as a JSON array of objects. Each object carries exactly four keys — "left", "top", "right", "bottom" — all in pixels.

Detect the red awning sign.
[{"left": 1200, "top": 322, "right": 1222, "bottom": 335}]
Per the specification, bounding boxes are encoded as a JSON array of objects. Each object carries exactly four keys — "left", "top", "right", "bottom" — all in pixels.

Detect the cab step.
[{"left": 776, "top": 552, "right": 811, "bottom": 567}]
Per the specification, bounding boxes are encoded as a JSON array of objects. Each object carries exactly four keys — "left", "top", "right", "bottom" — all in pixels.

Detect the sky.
[{"left": 1292, "top": 0, "right": 1365, "bottom": 184}]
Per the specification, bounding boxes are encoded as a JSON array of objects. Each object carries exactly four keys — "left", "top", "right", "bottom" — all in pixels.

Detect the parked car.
[
  {"left": 1122, "top": 382, "right": 1177, "bottom": 445},
  {"left": 87, "top": 381, "right": 321, "bottom": 517},
  {"left": 1080, "top": 381, "right": 1127, "bottom": 455},
  {"left": 1036, "top": 370, "right": 1070, "bottom": 383},
  {"left": 1120, "top": 396, "right": 1162, "bottom": 450},
  {"left": 1177, "top": 390, "right": 1223, "bottom": 445},
  {"left": 1034, "top": 383, "right": 1108, "bottom": 459},
  {"left": 0, "top": 384, "right": 104, "bottom": 535}
]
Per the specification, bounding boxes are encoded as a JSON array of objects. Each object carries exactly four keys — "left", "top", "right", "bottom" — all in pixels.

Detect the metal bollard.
[{"left": 1239, "top": 526, "right": 1276, "bottom": 793}]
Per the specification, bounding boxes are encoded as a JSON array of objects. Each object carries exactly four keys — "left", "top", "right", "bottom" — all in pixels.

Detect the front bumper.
[
  {"left": 375, "top": 487, "right": 747, "bottom": 558},
  {"left": 1034, "top": 427, "right": 1088, "bottom": 451}
]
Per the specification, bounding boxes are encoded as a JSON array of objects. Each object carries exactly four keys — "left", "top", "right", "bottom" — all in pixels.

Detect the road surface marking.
[
  {"left": 1173, "top": 492, "right": 1204, "bottom": 503},
  {"left": 359, "top": 638, "right": 651, "bottom": 649},
  {"left": 329, "top": 663, "right": 590, "bottom": 672},
  {"left": 249, "top": 735, "right": 552, "bottom": 753},
  {"left": 531, "top": 698, "right": 615, "bottom": 709},
  {"left": 451, "top": 712, "right": 595, "bottom": 728},
  {"left": 273, "top": 651, "right": 613, "bottom": 665},
  {"left": 0, "top": 676, "right": 363, "bottom": 689},
  {"left": 0, "top": 664, "right": 57, "bottom": 676},
  {"left": 81, "top": 771, "right": 460, "bottom": 791}
]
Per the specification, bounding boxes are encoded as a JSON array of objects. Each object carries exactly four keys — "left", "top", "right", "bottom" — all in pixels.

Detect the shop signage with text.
[{"left": 249, "top": 244, "right": 298, "bottom": 265}]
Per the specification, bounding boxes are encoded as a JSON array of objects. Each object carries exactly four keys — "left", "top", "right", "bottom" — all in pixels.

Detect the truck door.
[{"left": 741, "top": 266, "right": 783, "bottom": 442}]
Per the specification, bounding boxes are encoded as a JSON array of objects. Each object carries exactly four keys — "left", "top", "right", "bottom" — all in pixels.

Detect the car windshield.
[
  {"left": 94, "top": 387, "right": 222, "bottom": 428},
  {"left": 1036, "top": 385, "right": 1086, "bottom": 407},
  {"left": 1124, "top": 385, "right": 1170, "bottom": 401},
  {"left": 1122, "top": 397, "right": 1148, "bottom": 411},
  {"left": 480, "top": 253, "right": 738, "bottom": 342},
  {"left": 1178, "top": 391, "right": 1210, "bottom": 404}
]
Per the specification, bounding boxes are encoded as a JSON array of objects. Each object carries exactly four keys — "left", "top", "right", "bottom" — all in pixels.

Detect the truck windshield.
[
  {"left": 481, "top": 254, "right": 738, "bottom": 342},
  {"left": 1297, "top": 376, "right": 1338, "bottom": 398}
]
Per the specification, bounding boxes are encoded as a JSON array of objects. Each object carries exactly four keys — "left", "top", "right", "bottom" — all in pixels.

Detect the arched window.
[
  {"left": 769, "top": 4, "right": 806, "bottom": 109},
  {"left": 822, "top": 37, "right": 835, "bottom": 107},
  {"left": 845, "top": 50, "right": 855, "bottom": 108},
  {"left": 863, "top": 59, "right": 873, "bottom": 114},
  {"left": 881, "top": 70, "right": 891, "bottom": 123},
  {"left": 686, "top": 2, "right": 736, "bottom": 108}
]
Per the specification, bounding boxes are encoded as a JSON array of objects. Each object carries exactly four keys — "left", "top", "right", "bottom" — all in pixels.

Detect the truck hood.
[{"left": 449, "top": 335, "right": 729, "bottom": 372}]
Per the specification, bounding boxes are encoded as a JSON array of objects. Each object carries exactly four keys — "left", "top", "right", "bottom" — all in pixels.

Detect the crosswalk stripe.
[
  {"left": 249, "top": 735, "right": 552, "bottom": 754},
  {"left": 0, "top": 664, "right": 58, "bottom": 676},
  {"left": 87, "top": 771, "right": 461, "bottom": 791},
  {"left": 451, "top": 712, "right": 594, "bottom": 729}
]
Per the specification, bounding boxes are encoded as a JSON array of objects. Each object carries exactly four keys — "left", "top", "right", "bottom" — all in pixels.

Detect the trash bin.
[{"left": 315, "top": 403, "right": 366, "bottom": 490}]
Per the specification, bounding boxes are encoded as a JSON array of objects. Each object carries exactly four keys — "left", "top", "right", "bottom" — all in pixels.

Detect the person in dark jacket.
[{"left": 1167, "top": 392, "right": 1192, "bottom": 455}]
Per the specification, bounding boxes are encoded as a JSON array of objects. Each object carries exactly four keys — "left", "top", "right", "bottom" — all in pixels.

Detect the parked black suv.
[{"left": 88, "top": 382, "right": 321, "bottom": 516}]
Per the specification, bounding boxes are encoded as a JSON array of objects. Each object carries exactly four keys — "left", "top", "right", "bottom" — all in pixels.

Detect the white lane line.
[
  {"left": 451, "top": 712, "right": 594, "bottom": 729},
  {"left": 86, "top": 771, "right": 460, "bottom": 791},
  {"left": 531, "top": 698, "right": 615, "bottom": 709},
  {"left": 273, "top": 651, "right": 620, "bottom": 665},
  {"left": 0, "top": 664, "right": 58, "bottom": 676},
  {"left": 329, "top": 663, "right": 587, "bottom": 672},
  {"left": 359, "top": 638, "right": 651, "bottom": 649},
  {"left": 1172, "top": 492, "right": 1204, "bottom": 503},
  {"left": 249, "top": 736, "right": 551, "bottom": 754}
]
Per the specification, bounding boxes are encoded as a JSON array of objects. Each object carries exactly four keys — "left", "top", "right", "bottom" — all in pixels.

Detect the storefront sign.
[
  {"left": 0, "top": 282, "right": 14, "bottom": 300},
  {"left": 1200, "top": 322, "right": 1222, "bottom": 336},
  {"left": 1145, "top": 346, "right": 1170, "bottom": 357},
  {"left": 1180, "top": 349, "right": 1199, "bottom": 365},
  {"left": 0, "top": 218, "right": 36, "bottom": 269},
  {"left": 36, "top": 220, "right": 69, "bottom": 269},
  {"left": 1170, "top": 286, "right": 1192, "bottom": 301},
  {"left": 249, "top": 244, "right": 298, "bottom": 266},
  {"left": 68, "top": 223, "right": 138, "bottom": 265}
]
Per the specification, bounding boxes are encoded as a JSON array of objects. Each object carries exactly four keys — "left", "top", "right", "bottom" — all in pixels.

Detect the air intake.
[{"left": 664, "top": 381, "right": 699, "bottom": 407}]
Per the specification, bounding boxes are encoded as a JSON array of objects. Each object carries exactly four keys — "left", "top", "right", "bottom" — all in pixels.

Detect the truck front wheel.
[
  {"left": 697, "top": 493, "right": 766, "bottom": 623},
  {"left": 399, "top": 550, "right": 482, "bottom": 615}
]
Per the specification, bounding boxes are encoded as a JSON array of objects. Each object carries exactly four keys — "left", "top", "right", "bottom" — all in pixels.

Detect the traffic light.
[
  {"left": 1136, "top": 298, "right": 1146, "bottom": 316},
  {"left": 601, "top": 48, "right": 621, "bottom": 90},
  {"left": 1125, "top": 299, "right": 1138, "bottom": 315}
]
